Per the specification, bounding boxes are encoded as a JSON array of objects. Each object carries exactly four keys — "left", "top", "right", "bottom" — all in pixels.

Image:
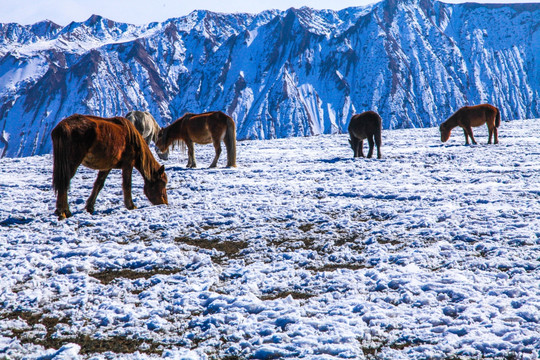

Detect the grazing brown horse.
[
  {"left": 440, "top": 104, "right": 500, "bottom": 145},
  {"left": 156, "top": 111, "right": 236, "bottom": 168},
  {"left": 348, "top": 111, "right": 382, "bottom": 159},
  {"left": 51, "top": 114, "right": 168, "bottom": 220}
]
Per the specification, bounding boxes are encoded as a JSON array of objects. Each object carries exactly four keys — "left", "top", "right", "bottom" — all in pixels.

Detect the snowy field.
[{"left": 0, "top": 119, "right": 539, "bottom": 359}]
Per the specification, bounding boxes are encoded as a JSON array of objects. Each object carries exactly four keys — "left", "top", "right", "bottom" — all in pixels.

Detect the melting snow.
[{"left": 0, "top": 119, "right": 539, "bottom": 359}]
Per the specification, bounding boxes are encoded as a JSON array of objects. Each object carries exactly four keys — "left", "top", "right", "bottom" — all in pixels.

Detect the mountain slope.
[{"left": 0, "top": 0, "right": 538, "bottom": 157}]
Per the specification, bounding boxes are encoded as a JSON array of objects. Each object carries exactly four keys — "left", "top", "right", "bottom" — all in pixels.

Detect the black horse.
[{"left": 348, "top": 111, "right": 382, "bottom": 159}]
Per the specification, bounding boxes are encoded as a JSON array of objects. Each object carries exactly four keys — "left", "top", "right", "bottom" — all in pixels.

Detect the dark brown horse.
[
  {"left": 440, "top": 104, "right": 500, "bottom": 145},
  {"left": 348, "top": 111, "right": 382, "bottom": 159},
  {"left": 156, "top": 111, "right": 236, "bottom": 168},
  {"left": 51, "top": 114, "right": 168, "bottom": 220}
]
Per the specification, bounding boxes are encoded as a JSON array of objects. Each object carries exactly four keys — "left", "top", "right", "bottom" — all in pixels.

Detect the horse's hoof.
[{"left": 55, "top": 210, "right": 71, "bottom": 220}]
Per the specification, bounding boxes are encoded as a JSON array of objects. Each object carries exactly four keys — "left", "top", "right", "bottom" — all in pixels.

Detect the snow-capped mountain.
[{"left": 0, "top": 0, "right": 538, "bottom": 157}]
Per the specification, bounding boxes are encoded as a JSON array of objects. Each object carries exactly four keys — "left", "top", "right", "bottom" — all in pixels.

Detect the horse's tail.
[
  {"left": 375, "top": 114, "right": 383, "bottom": 146},
  {"left": 495, "top": 107, "right": 501, "bottom": 128},
  {"left": 375, "top": 126, "right": 382, "bottom": 148},
  {"left": 51, "top": 122, "right": 73, "bottom": 193},
  {"left": 224, "top": 114, "right": 237, "bottom": 167}
]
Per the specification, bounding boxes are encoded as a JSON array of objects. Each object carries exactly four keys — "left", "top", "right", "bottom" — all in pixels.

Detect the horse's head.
[
  {"left": 155, "top": 128, "right": 168, "bottom": 152},
  {"left": 144, "top": 165, "right": 168, "bottom": 205},
  {"left": 439, "top": 123, "right": 451, "bottom": 142},
  {"left": 155, "top": 145, "right": 170, "bottom": 160}
]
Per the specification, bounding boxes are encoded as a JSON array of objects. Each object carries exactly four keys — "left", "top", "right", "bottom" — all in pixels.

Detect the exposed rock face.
[{"left": 0, "top": 0, "right": 538, "bottom": 157}]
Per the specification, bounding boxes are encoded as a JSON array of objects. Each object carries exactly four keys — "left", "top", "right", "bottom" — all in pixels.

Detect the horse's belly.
[
  {"left": 351, "top": 131, "right": 367, "bottom": 140},
  {"left": 82, "top": 153, "right": 119, "bottom": 170},
  {"left": 191, "top": 134, "right": 213, "bottom": 144},
  {"left": 469, "top": 118, "right": 487, "bottom": 127}
]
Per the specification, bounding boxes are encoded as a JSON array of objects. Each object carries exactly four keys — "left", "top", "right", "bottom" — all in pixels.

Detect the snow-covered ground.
[{"left": 0, "top": 119, "right": 539, "bottom": 359}]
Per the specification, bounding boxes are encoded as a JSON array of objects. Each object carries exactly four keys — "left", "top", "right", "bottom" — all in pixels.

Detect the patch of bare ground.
[
  {"left": 358, "top": 337, "right": 437, "bottom": 359},
  {"left": 38, "top": 335, "right": 163, "bottom": 355},
  {"left": 298, "top": 223, "right": 314, "bottom": 232},
  {"left": 175, "top": 236, "right": 249, "bottom": 264},
  {"left": 1, "top": 311, "right": 163, "bottom": 355},
  {"left": 306, "top": 262, "right": 371, "bottom": 272},
  {"left": 259, "top": 291, "right": 316, "bottom": 301},
  {"left": 90, "top": 268, "right": 182, "bottom": 285},
  {"left": 271, "top": 237, "right": 316, "bottom": 249}
]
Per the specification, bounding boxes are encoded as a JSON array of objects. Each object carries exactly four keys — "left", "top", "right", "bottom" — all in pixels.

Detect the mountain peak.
[
  {"left": 84, "top": 14, "right": 115, "bottom": 27},
  {"left": 0, "top": 3, "right": 538, "bottom": 157}
]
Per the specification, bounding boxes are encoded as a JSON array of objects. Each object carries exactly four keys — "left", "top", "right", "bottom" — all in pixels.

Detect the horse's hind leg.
[
  {"left": 488, "top": 124, "right": 498, "bottom": 144},
  {"left": 55, "top": 166, "right": 76, "bottom": 219},
  {"left": 53, "top": 159, "right": 81, "bottom": 220},
  {"left": 55, "top": 191, "right": 71, "bottom": 220},
  {"left": 367, "top": 136, "right": 375, "bottom": 158},
  {"left": 186, "top": 140, "right": 196, "bottom": 168},
  {"left": 86, "top": 170, "right": 110, "bottom": 214},
  {"left": 375, "top": 131, "right": 382, "bottom": 159},
  {"left": 209, "top": 139, "right": 222, "bottom": 168}
]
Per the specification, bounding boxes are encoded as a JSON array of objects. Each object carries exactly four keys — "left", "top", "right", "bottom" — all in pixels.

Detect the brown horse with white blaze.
[
  {"left": 440, "top": 104, "right": 500, "bottom": 145},
  {"left": 51, "top": 114, "right": 168, "bottom": 220},
  {"left": 156, "top": 111, "right": 237, "bottom": 168}
]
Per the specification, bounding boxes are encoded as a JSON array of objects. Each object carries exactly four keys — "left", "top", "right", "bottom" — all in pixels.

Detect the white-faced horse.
[{"left": 126, "top": 111, "right": 169, "bottom": 160}]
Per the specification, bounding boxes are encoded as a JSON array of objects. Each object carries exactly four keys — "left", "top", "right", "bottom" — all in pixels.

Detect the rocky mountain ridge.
[{"left": 0, "top": 0, "right": 538, "bottom": 157}]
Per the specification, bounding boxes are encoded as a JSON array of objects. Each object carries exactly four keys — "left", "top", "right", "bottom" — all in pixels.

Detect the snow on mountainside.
[{"left": 0, "top": 0, "right": 538, "bottom": 157}]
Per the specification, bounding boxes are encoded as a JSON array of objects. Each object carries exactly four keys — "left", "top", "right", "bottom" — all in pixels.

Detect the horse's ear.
[
  {"left": 348, "top": 139, "right": 352, "bottom": 145},
  {"left": 158, "top": 165, "right": 165, "bottom": 175}
]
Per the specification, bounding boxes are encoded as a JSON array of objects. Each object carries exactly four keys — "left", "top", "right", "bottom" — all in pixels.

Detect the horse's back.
[
  {"left": 459, "top": 104, "right": 499, "bottom": 127},
  {"left": 189, "top": 111, "right": 230, "bottom": 123},
  {"left": 348, "top": 111, "right": 382, "bottom": 137},
  {"left": 54, "top": 114, "right": 139, "bottom": 151},
  {"left": 183, "top": 111, "right": 230, "bottom": 140},
  {"left": 126, "top": 110, "right": 159, "bottom": 139},
  {"left": 52, "top": 114, "right": 98, "bottom": 144}
]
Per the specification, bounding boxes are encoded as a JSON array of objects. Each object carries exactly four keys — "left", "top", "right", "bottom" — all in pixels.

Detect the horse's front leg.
[
  {"left": 186, "top": 140, "right": 196, "bottom": 168},
  {"left": 86, "top": 170, "right": 111, "bottom": 214},
  {"left": 461, "top": 128, "right": 470, "bottom": 145},
  {"left": 358, "top": 139, "right": 365, "bottom": 157},
  {"left": 122, "top": 167, "right": 136, "bottom": 210},
  {"left": 209, "top": 139, "right": 222, "bottom": 168},
  {"left": 465, "top": 126, "right": 477, "bottom": 145}
]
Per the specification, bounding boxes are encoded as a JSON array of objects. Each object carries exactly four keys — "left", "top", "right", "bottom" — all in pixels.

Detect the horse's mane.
[
  {"left": 111, "top": 116, "right": 157, "bottom": 179},
  {"left": 162, "top": 113, "right": 198, "bottom": 154},
  {"left": 172, "top": 138, "right": 187, "bottom": 154},
  {"left": 441, "top": 109, "right": 461, "bottom": 129}
]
